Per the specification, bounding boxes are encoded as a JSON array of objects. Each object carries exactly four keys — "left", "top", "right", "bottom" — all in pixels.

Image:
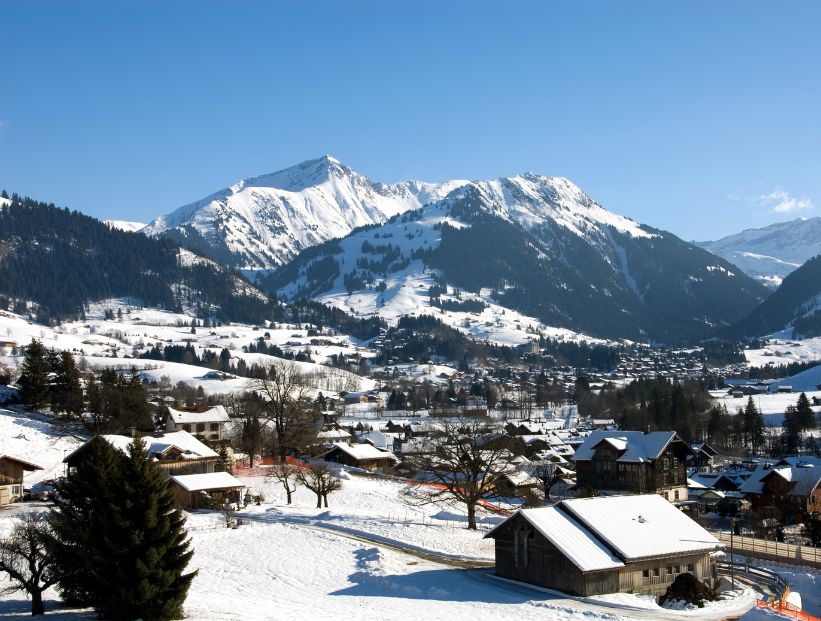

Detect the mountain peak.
[{"left": 236, "top": 155, "right": 355, "bottom": 194}]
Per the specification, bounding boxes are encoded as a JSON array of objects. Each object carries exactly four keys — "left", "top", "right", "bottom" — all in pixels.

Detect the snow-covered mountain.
[
  {"left": 724, "top": 254, "right": 821, "bottom": 339},
  {"left": 265, "top": 178, "right": 768, "bottom": 343},
  {"left": 145, "top": 156, "right": 466, "bottom": 274},
  {"left": 697, "top": 217, "right": 821, "bottom": 287}
]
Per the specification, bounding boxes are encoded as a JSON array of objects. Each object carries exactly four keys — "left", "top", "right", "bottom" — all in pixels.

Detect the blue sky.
[{"left": 1, "top": 0, "right": 819, "bottom": 240}]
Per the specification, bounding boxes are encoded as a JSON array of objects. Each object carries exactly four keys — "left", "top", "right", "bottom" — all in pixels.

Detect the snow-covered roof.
[
  {"left": 66, "top": 430, "right": 218, "bottom": 462},
  {"left": 560, "top": 494, "right": 722, "bottom": 561},
  {"left": 167, "top": 405, "right": 229, "bottom": 425},
  {"left": 325, "top": 442, "right": 398, "bottom": 462},
  {"left": 170, "top": 471, "right": 245, "bottom": 492},
  {"left": 739, "top": 460, "right": 821, "bottom": 497},
  {"left": 573, "top": 430, "right": 687, "bottom": 463},
  {"left": 317, "top": 428, "right": 352, "bottom": 440},
  {"left": 486, "top": 507, "right": 624, "bottom": 572}
]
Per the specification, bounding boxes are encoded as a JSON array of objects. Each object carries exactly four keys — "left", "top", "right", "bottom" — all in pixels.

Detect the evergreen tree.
[
  {"left": 796, "top": 392, "right": 816, "bottom": 431},
  {"left": 781, "top": 405, "right": 802, "bottom": 456},
  {"left": 87, "top": 438, "right": 196, "bottom": 620},
  {"left": 18, "top": 339, "right": 51, "bottom": 410},
  {"left": 49, "top": 436, "right": 123, "bottom": 606},
  {"left": 51, "top": 351, "right": 84, "bottom": 419},
  {"left": 743, "top": 397, "right": 765, "bottom": 454}
]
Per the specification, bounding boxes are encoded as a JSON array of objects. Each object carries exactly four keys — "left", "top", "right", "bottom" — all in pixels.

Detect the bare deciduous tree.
[
  {"left": 251, "top": 360, "right": 320, "bottom": 462},
  {"left": 402, "top": 418, "right": 511, "bottom": 529},
  {"left": 267, "top": 463, "right": 301, "bottom": 505},
  {"left": 0, "top": 513, "right": 62, "bottom": 616},
  {"left": 297, "top": 464, "right": 342, "bottom": 508}
]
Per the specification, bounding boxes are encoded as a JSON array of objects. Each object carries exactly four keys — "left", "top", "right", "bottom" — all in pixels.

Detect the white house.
[{"left": 164, "top": 405, "right": 229, "bottom": 441}]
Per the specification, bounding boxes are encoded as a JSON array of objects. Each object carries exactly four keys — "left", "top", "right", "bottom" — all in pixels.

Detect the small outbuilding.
[
  {"left": 323, "top": 442, "right": 398, "bottom": 471},
  {"left": 485, "top": 494, "right": 722, "bottom": 597},
  {"left": 0, "top": 455, "right": 43, "bottom": 505},
  {"left": 168, "top": 472, "right": 246, "bottom": 510}
]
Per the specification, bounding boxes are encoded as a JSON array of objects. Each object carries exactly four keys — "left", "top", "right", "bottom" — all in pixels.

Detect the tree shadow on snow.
[{"left": 332, "top": 557, "right": 551, "bottom": 605}]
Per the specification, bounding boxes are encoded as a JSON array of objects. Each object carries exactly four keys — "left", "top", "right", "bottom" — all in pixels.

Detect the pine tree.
[
  {"left": 743, "top": 397, "right": 765, "bottom": 454},
  {"left": 796, "top": 392, "right": 816, "bottom": 431},
  {"left": 18, "top": 339, "right": 51, "bottom": 410},
  {"left": 49, "top": 436, "right": 123, "bottom": 606},
  {"left": 781, "top": 405, "right": 802, "bottom": 456},
  {"left": 51, "top": 351, "right": 84, "bottom": 419},
  {"left": 91, "top": 438, "right": 196, "bottom": 620}
]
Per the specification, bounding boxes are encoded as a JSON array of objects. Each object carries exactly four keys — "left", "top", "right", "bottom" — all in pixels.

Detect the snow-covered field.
[
  {"left": 0, "top": 302, "right": 374, "bottom": 398},
  {"left": 1, "top": 410, "right": 768, "bottom": 621},
  {"left": 744, "top": 337, "right": 821, "bottom": 369}
]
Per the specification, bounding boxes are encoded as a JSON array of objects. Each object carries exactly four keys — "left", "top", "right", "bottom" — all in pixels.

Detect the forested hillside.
[{"left": 0, "top": 193, "right": 276, "bottom": 324}]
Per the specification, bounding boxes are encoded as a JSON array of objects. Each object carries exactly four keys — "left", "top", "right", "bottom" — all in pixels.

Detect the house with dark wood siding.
[
  {"left": 485, "top": 494, "right": 721, "bottom": 596},
  {"left": 573, "top": 430, "right": 694, "bottom": 502}
]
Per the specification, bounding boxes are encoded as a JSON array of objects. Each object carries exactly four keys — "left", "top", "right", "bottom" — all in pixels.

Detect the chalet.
[
  {"left": 0, "top": 340, "right": 16, "bottom": 356},
  {"left": 168, "top": 472, "right": 245, "bottom": 510},
  {"left": 65, "top": 430, "right": 219, "bottom": 479},
  {"left": 323, "top": 442, "right": 399, "bottom": 471},
  {"left": 573, "top": 431, "right": 694, "bottom": 502},
  {"left": 164, "top": 405, "right": 229, "bottom": 442},
  {"left": 739, "top": 457, "right": 821, "bottom": 520},
  {"left": 0, "top": 455, "right": 43, "bottom": 505},
  {"left": 688, "top": 471, "right": 742, "bottom": 492},
  {"left": 688, "top": 442, "right": 718, "bottom": 472},
  {"left": 485, "top": 494, "right": 721, "bottom": 597}
]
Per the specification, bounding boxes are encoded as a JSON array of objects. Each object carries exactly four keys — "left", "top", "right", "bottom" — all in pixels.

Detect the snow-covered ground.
[
  {"left": 0, "top": 302, "right": 374, "bottom": 398},
  {"left": 711, "top": 390, "right": 821, "bottom": 426},
  {"left": 744, "top": 337, "right": 821, "bottom": 368},
  {"left": 0, "top": 408, "right": 86, "bottom": 486},
  {"left": 1, "top": 411, "right": 767, "bottom": 621}
]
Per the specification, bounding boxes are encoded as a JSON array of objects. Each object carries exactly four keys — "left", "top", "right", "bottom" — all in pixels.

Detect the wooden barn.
[
  {"left": 0, "top": 455, "right": 43, "bottom": 505},
  {"left": 485, "top": 494, "right": 721, "bottom": 597}
]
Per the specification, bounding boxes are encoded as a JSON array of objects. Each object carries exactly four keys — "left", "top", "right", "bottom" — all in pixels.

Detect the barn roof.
[
  {"left": 485, "top": 507, "right": 624, "bottom": 572},
  {"left": 560, "top": 494, "right": 721, "bottom": 561}
]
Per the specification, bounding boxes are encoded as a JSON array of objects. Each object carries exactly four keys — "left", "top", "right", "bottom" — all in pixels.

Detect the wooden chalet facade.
[
  {"left": 65, "top": 431, "right": 219, "bottom": 479},
  {"left": 0, "top": 455, "right": 43, "bottom": 505},
  {"left": 740, "top": 457, "right": 821, "bottom": 520},
  {"left": 573, "top": 431, "right": 694, "bottom": 502},
  {"left": 486, "top": 494, "right": 721, "bottom": 597}
]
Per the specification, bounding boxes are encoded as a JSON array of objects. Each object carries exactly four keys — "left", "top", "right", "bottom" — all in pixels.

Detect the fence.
[{"left": 710, "top": 531, "right": 821, "bottom": 568}]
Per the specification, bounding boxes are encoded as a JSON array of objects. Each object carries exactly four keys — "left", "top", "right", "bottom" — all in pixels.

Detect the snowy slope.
[
  {"left": 145, "top": 156, "right": 467, "bottom": 272},
  {"left": 269, "top": 181, "right": 766, "bottom": 343},
  {"left": 698, "top": 217, "right": 821, "bottom": 287}
]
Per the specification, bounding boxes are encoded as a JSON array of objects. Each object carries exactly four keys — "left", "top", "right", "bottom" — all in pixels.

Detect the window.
[
  {"left": 197, "top": 423, "right": 206, "bottom": 432},
  {"left": 687, "top": 563, "right": 694, "bottom": 572},
  {"left": 183, "top": 424, "right": 191, "bottom": 432},
  {"left": 210, "top": 423, "right": 219, "bottom": 431},
  {"left": 642, "top": 569, "right": 650, "bottom": 579},
  {"left": 674, "top": 489, "right": 680, "bottom": 500},
  {"left": 662, "top": 458, "right": 669, "bottom": 470},
  {"left": 666, "top": 566, "right": 673, "bottom": 575},
  {"left": 653, "top": 568, "right": 660, "bottom": 577},
  {"left": 674, "top": 565, "right": 680, "bottom": 573}
]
